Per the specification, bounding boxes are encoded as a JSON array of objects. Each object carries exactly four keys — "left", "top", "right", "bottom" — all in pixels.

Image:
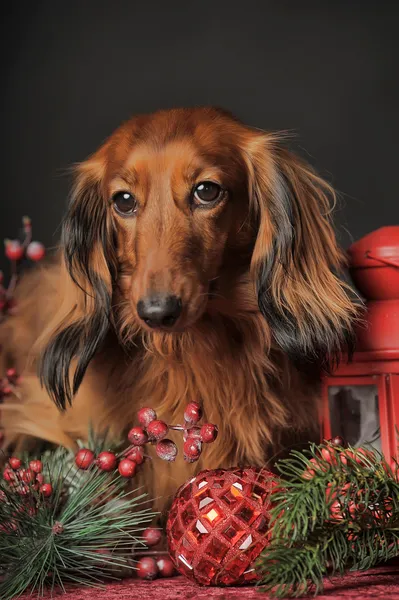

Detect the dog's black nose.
[{"left": 137, "top": 295, "right": 182, "bottom": 328}]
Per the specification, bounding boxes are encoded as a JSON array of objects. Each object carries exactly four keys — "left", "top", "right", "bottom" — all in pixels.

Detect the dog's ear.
[
  {"left": 244, "top": 133, "right": 358, "bottom": 372},
  {"left": 39, "top": 158, "right": 118, "bottom": 409}
]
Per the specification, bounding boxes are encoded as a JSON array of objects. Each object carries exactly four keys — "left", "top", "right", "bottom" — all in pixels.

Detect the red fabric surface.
[{"left": 18, "top": 565, "right": 399, "bottom": 600}]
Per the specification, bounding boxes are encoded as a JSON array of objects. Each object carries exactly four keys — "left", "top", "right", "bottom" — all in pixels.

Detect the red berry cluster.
[
  {"left": 0, "top": 368, "right": 21, "bottom": 402},
  {"left": 135, "top": 527, "right": 175, "bottom": 580},
  {"left": 74, "top": 403, "right": 218, "bottom": 480},
  {"left": 1, "top": 216, "right": 45, "bottom": 316},
  {"left": 2, "top": 457, "right": 51, "bottom": 507}
]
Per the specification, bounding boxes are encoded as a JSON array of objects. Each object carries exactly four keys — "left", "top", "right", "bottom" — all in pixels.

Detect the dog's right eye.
[{"left": 112, "top": 191, "right": 137, "bottom": 216}]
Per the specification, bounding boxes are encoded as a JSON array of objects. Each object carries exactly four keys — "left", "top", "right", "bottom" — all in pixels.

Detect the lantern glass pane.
[{"left": 328, "top": 385, "right": 381, "bottom": 451}]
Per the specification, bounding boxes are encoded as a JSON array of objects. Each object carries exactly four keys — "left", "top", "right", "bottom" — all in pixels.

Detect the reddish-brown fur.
[{"left": 0, "top": 107, "right": 358, "bottom": 514}]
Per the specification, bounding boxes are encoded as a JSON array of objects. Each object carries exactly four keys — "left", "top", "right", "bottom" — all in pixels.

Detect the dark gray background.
[{"left": 1, "top": 1, "right": 398, "bottom": 275}]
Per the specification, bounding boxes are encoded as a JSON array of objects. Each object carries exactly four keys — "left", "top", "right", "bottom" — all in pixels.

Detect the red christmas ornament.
[
  {"left": 96, "top": 451, "right": 117, "bottom": 472},
  {"left": 75, "top": 448, "right": 95, "bottom": 470},
  {"left": 167, "top": 467, "right": 274, "bottom": 586}
]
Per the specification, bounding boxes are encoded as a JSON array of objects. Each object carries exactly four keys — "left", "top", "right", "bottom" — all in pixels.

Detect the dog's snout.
[{"left": 137, "top": 295, "right": 182, "bottom": 329}]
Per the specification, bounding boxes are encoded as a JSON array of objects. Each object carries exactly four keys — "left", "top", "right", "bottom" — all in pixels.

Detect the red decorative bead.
[
  {"left": 137, "top": 557, "right": 159, "bottom": 580},
  {"left": 118, "top": 458, "right": 137, "bottom": 478},
  {"left": 29, "top": 460, "right": 43, "bottom": 474},
  {"left": 156, "top": 555, "right": 175, "bottom": 578},
  {"left": 167, "top": 467, "right": 275, "bottom": 586},
  {"left": 40, "top": 483, "right": 53, "bottom": 497},
  {"left": 183, "top": 426, "right": 201, "bottom": 442},
  {"left": 137, "top": 407, "right": 157, "bottom": 428},
  {"left": 142, "top": 527, "right": 163, "bottom": 547},
  {"left": 8, "top": 457, "right": 22, "bottom": 470},
  {"left": 126, "top": 446, "right": 145, "bottom": 465},
  {"left": 156, "top": 439, "right": 178, "bottom": 462},
  {"left": 147, "top": 420, "right": 169, "bottom": 442},
  {"left": 200, "top": 423, "right": 218, "bottom": 443},
  {"left": 75, "top": 448, "right": 95, "bottom": 470},
  {"left": 183, "top": 402, "right": 202, "bottom": 425},
  {"left": 128, "top": 427, "right": 148, "bottom": 446},
  {"left": 4, "top": 240, "right": 24, "bottom": 261},
  {"left": 183, "top": 438, "right": 202, "bottom": 463},
  {"left": 97, "top": 451, "right": 117, "bottom": 472},
  {"left": 26, "top": 241, "right": 45, "bottom": 262}
]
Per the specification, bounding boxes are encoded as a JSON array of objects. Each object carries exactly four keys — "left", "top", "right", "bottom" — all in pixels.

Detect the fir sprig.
[
  {"left": 0, "top": 442, "right": 155, "bottom": 599},
  {"left": 256, "top": 442, "right": 399, "bottom": 597}
]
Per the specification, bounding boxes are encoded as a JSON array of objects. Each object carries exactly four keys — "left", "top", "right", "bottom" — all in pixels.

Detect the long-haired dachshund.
[{"left": 0, "top": 107, "right": 357, "bottom": 511}]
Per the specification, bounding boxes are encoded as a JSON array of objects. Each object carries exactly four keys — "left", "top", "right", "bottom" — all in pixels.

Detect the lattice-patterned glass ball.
[{"left": 166, "top": 467, "right": 275, "bottom": 586}]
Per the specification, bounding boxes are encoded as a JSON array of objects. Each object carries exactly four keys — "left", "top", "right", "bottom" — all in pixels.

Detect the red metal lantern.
[{"left": 322, "top": 226, "right": 399, "bottom": 460}]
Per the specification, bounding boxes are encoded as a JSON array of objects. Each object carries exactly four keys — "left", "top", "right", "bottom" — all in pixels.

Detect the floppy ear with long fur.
[
  {"left": 244, "top": 133, "right": 358, "bottom": 372},
  {"left": 38, "top": 158, "right": 118, "bottom": 410}
]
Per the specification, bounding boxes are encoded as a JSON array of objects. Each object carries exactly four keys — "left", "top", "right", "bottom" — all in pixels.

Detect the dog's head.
[{"left": 40, "top": 107, "right": 357, "bottom": 408}]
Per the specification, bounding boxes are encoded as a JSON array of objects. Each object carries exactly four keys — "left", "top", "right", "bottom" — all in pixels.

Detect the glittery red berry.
[
  {"left": 126, "top": 446, "right": 145, "bottom": 465},
  {"left": 183, "top": 438, "right": 202, "bottom": 463},
  {"left": 200, "top": 423, "right": 218, "bottom": 443},
  {"left": 156, "top": 555, "right": 175, "bottom": 578},
  {"left": 6, "top": 368, "right": 17, "bottom": 380},
  {"left": 118, "top": 458, "right": 137, "bottom": 478},
  {"left": 137, "top": 557, "right": 159, "bottom": 580},
  {"left": 20, "top": 469, "right": 35, "bottom": 484},
  {"left": 35, "top": 473, "right": 45, "bottom": 485},
  {"left": 183, "top": 426, "right": 201, "bottom": 442},
  {"left": 143, "top": 527, "right": 162, "bottom": 547},
  {"left": 156, "top": 439, "right": 177, "bottom": 462},
  {"left": 8, "top": 457, "right": 22, "bottom": 470},
  {"left": 75, "top": 448, "right": 95, "bottom": 470},
  {"left": 3, "top": 468, "right": 15, "bottom": 482},
  {"left": 40, "top": 483, "right": 53, "bottom": 497},
  {"left": 137, "top": 407, "right": 157, "bottom": 428},
  {"left": 29, "top": 460, "right": 43, "bottom": 474},
  {"left": 97, "top": 451, "right": 118, "bottom": 472},
  {"left": 4, "top": 240, "right": 24, "bottom": 261},
  {"left": 147, "top": 420, "right": 168, "bottom": 442},
  {"left": 26, "top": 241, "right": 45, "bottom": 262},
  {"left": 128, "top": 427, "right": 148, "bottom": 446},
  {"left": 183, "top": 402, "right": 202, "bottom": 425}
]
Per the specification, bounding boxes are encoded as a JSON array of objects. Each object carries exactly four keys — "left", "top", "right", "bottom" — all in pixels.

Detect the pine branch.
[{"left": 256, "top": 442, "right": 399, "bottom": 597}]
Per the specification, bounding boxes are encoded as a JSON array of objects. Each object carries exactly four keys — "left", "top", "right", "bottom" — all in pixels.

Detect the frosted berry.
[
  {"left": 137, "top": 407, "right": 157, "bottom": 428},
  {"left": 156, "top": 439, "right": 177, "bottom": 462},
  {"left": 137, "top": 557, "right": 159, "bottom": 580},
  {"left": 75, "top": 448, "right": 95, "bottom": 470},
  {"left": 8, "top": 457, "right": 22, "bottom": 470},
  {"left": 20, "top": 469, "right": 35, "bottom": 484},
  {"left": 330, "top": 436, "right": 346, "bottom": 448},
  {"left": 200, "top": 423, "right": 218, "bottom": 443},
  {"left": 147, "top": 420, "right": 168, "bottom": 442},
  {"left": 97, "top": 451, "right": 118, "bottom": 472},
  {"left": 3, "top": 468, "right": 15, "bottom": 482},
  {"left": 4, "top": 240, "right": 23, "bottom": 261},
  {"left": 26, "top": 241, "right": 45, "bottom": 262},
  {"left": 142, "top": 527, "right": 162, "bottom": 547},
  {"left": 118, "top": 458, "right": 137, "bottom": 478},
  {"left": 125, "top": 446, "right": 145, "bottom": 465},
  {"left": 156, "top": 555, "right": 175, "bottom": 578},
  {"left": 128, "top": 427, "right": 148, "bottom": 446},
  {"left": 40, "top": 483, "right": 53, "bottom": 497},
  {"left": 29, "top": 460, "right": 43, "bottom": 474},
  {"left": 183, "top": 438, "right": 202, "bottom": 463},
  {"left": 183, "top": 402, "right": 202, "bottom": 425},
  {"left": 183, "top": 426, "right": 201, "bottom": 442},
  {"left": 36, "top": 473, "right": 45, "bottom": 485}
]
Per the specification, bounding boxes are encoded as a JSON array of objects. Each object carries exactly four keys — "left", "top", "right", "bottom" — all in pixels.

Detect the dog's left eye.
[
  {"left": 112, "top": 191, "right": 137, "bottom": 216},
  {"left": 193, "top": 181, "right": 224, "bottom": 205}
]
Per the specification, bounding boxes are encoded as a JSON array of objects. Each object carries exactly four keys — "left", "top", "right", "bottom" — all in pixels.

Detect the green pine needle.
[
  {"left": 256, "top": 442, "right": 399, "bottom": 597},
  {"left": 0, "top": 439, "right": 156, "bottom": 599}
]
